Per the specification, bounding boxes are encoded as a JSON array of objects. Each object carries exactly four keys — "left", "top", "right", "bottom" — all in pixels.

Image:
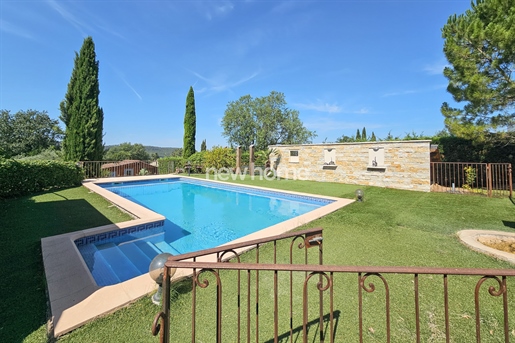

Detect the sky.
[{"left": 1, "top": 0, "right": 472, "bottom": 149}]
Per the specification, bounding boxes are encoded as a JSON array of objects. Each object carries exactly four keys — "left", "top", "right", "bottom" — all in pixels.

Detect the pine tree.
[
  {"left": 200, "top": 139, "right": 207, "bottom": 152},
  {"left": 60, "top": 36, "right": 104, "bottom": 161},
  {"left": 362, "top": 127, "right": 367, "bottom": 141},
  {"left": 355, "top": 129, "right": 361, "bottom": 141},
  {"left": 441, "top": 0, "right": 515, "bottom": 142},
  {"left": 371, "top": 132, "right": 377, "bottom": 141},
  {"left": 183, "top": 86, "right": 196, "bottom": 159}
]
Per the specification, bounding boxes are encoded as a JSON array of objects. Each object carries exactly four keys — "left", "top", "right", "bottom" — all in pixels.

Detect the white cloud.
[
  {"left": 382, "top": 89, "right": 418, "bottom": 97},
  {"left": 295, "top": 102, "right": 342, "bottom": 114},
  {"left": 423, "top": 60, "right": 449, "bottom": 75},
  {"left": 0, "top": 19, "right": 33, "bottom": 39},
  {"left": 199, "top": 1, "right": 235, "bottom": 20},
  {"left": 295, "top": 101, "right": 370, "bottom": 115},
  {"left": 303, "top": 117, "right": 381, "bottom": 132},
  {"left": 46, "top": 0, "right": 91, "bottom": 34},
  {"left": 187, "top": 69, "right": 259, "bottom": 94},
  {"left": 382, "top": 84, "right": 447, "bottom": 98}
]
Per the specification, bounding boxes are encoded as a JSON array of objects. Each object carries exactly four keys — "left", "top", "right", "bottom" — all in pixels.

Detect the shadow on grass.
[
  {"left": 263, "top": 310, "right": 341, "bottom": 343},
  {"left": 0, "top": 193, "right": 119, "bottom": 343},
  {"left": 502, "top": 220, "right": 515, "bottom": 230}
]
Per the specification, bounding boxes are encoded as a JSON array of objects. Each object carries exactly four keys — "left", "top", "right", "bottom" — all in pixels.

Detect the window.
[
  {"left": 124, "top": 168, "right": 134, "bottom": 176},
  {"left": 289, "top": 150, "right": 299, "bottom": 163}
]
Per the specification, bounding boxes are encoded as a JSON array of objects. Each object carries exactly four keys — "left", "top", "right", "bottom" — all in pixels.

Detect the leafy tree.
[
  {"left": 221, "top": 91, "right": 316, "bottom": 151},
  {"left": 383, "top": 131, "right": 400, "bottom": 141},
  {"left": 200, "top": 139, "right": 207, "bottom": 152},
  {"left": 335, "top": 134, "right": 355, "bottom": 143},
  {"left": 0, "top": 109, "right": 63, "bottom": 158},
  {"left": 183, "top": 86, "right": 196, "bottom": 159},
  {"left": 104, "top": 143, "right": 150, "bottom": 161},
  {"left": 171, "top": 148, "right": 183, "bottom": 157},
  {"left": 355, "top": 129, "right": 361, "bottom": 141},
  {"left": 441, "top": 0, "right": 515, "bottom": 142},
  {"left": 60, "top": 36, "right": 104, "bottom": 161},
  {"left": 361, "top": 127, "right": 367, "bottom": 141}
]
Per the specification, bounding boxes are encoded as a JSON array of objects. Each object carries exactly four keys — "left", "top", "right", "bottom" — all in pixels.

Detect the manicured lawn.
[
  {"left": 0, "top": 187, "right": 133, "bottom": 343},
  {"left": 2, "top": 176, "right": 514, "bottom": 342}
]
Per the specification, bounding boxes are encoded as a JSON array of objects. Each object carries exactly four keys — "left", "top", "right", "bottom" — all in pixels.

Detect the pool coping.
[
  {"left": 457, "top": 230, "right": 515, "bottom": 265},
  {"left": 42, "top": 174, "right": 354, "bottom": 337}
]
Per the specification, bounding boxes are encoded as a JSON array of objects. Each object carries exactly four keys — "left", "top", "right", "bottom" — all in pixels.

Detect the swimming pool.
[{"left": 76, "top": 178, "right": 333, "bottom": 286}]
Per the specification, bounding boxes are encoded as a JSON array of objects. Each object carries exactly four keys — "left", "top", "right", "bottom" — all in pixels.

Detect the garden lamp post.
[
  {"left": 149, "top": 253, "right": 176, "bottom": 305},
  {"left": 355, "top": 189, "right": 364, "bottom": 202}
]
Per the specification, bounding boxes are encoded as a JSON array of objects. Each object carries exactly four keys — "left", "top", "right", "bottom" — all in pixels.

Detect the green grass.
[
  {"left": 0, "top": 187, "right": 133, "bottom": 343},
  {"left": 3, "top": 176, "right": 515, "bottom": 342}
]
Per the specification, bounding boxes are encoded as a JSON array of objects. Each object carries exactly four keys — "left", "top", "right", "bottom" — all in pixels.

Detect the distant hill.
[
  {"left": 144, "top": 146, "right": 180, "bottom": 157},
  {"left": 105, "top": 145, "right": 180, "bottom": 158}
]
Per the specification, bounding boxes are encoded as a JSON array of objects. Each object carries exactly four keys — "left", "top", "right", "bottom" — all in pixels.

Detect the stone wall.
[{"left": 269, "top": 141, "right": 431, "bottom": 192}]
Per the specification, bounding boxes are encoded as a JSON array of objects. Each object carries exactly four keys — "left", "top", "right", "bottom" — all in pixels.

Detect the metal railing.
[
  {"left": 151, "top": 228, "right": 515, "bottom": 343},
  {"left": 79, "top": 160, "right": 159, "bottom": 178},
  {"left": 430, "top": 162, "right": 513, "bottom": 197}
]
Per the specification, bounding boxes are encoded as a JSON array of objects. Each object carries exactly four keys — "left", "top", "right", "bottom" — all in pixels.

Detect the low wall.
[{"left": 270, "top": 141, "right": 431, "bottom": 192}]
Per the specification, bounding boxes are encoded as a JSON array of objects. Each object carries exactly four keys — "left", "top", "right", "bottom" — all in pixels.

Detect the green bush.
[
  {"left": 204, "top": 146, "right": 236, "bottom": 170},
  {"left": 157, "top": 156, "right": 185, "bottom": 174},
  {"left": 0, "top": 160, "right": 84, "bottom": 198}
]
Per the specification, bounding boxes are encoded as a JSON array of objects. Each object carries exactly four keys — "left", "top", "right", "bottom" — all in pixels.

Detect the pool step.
[
  {"left": 118, "top": 242, "right": 152, "bottom": 274},
  {"left": 78, "top": 244, "right": 121, "bottom": 287},
  {"left": 96, "top": 243, "right": 141, "bottom": 282},
  {"left": 134, "top": 240, "right": 161, "bottom": 260},
  {"left": 154, "top": 241, "right": 182, "bottom": 255}
]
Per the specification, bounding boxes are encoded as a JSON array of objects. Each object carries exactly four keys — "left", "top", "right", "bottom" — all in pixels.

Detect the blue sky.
[{"left": 1, "top": 0, "right": 471, "bottom": 149}]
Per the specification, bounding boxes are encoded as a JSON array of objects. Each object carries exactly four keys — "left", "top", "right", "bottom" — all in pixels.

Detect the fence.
[
  {"left": 430, "top": 162, "right": 512, "bottom": 197},
  {"left": 80, "top": 160, "right": 159, "bottom": 179},
  {"left": 152, "top": 227, "right": 515, "bottom": 343}
]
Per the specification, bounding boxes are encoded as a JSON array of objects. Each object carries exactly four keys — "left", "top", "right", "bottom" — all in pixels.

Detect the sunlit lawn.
[{"left": 3, "top": 175, "right": 514, "bottom": 342}]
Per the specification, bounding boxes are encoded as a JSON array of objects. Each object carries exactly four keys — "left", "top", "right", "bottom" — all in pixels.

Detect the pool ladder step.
[
  {"left": 96, "top": 243, "right": 142, "bottom": 282},
  {"left": 154, "top": 241, "right": 182, "bottom": 255},
  {"left": 78, "top": 244, "right": 121, "bottom": 287}
]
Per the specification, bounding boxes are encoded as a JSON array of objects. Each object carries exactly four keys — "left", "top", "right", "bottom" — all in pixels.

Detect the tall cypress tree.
[
  {"left": 362, "top": 127, "right": 367, "bottom": 141},
  {"left": 355, "top": 129, "right": 361, "bottom": 141},
  {"left": 60, "top": 36, "right": 104, "bottom": 161},
  {"left": 183, "top": 86, "right": 196, "bottom": 159}
]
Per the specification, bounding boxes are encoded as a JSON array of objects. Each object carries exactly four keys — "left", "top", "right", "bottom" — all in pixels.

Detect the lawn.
[{"left": 2, "top": 176, "right": 514, "bottom": 342}]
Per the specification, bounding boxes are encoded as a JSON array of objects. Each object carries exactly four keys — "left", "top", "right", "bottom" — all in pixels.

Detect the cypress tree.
[
  {"left": 362, "top": 127, "right": 367, "bottom": 141},
  {"left": 355, "top": 129, "right": 361, "bottom": 141},
  {"left": 60, "top": 36, "right": 104, "bottom": 161},
  {"left": 200, "top": 139, "right": 207, "bottom": 151},
  {"left": 183, "top": 86, "right": 196, "bottom": 159},
  {"left": 371, "top": 132, "right": 377, "bottom": 141}
]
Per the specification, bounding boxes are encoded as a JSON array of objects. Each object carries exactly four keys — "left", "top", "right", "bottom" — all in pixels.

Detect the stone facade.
[{"left": 269, "top": 141, "right": 431, "bottom": 192}]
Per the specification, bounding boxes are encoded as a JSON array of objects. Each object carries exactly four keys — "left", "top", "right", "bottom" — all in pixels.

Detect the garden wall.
[{"left": 269, "top": 140, "right": 431, "bottom": 192}]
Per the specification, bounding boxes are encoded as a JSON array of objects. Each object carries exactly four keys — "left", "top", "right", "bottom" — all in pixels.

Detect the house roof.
[{"left": 101, "top": 160, "right": 154, "bottom": 169}]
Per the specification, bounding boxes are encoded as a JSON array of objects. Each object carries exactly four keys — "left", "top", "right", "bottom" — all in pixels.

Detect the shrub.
[
  {"left": 0, "top": 160, "right": 84, "bottom": 198},
  {"left": 157, "top": 157, "right": 185, "bottom": 174},
  {"left": 204, "top": 146, "right": 236, "bottom": 170}
]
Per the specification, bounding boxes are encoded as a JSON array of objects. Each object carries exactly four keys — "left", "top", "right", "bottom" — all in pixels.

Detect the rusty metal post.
[
  {"left": 236, "top": 146, "right": 241, "bottom": 175},
  {"left": 249, "top": 144, "right": 255, "bottom": 177},
  {"left": 487, "top": 164, "right": 493, "bottom": 197}
]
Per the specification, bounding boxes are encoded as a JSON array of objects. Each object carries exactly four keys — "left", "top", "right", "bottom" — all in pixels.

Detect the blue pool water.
[{"left": 77, "top": 178, "right": 332, "bottom": 286}]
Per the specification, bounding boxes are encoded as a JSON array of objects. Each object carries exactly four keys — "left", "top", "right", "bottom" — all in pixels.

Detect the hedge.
[{"left": 0, "top": 160, "right": 84, "bottom": 198}]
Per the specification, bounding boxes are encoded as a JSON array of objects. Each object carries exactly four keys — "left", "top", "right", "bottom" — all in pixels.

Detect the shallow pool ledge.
[
  {"left": 42, "top": 174, "right": 354, "bottom": 337},
  {"left": 457, "top": 230, "right": 515, "bottom": 265}
]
